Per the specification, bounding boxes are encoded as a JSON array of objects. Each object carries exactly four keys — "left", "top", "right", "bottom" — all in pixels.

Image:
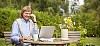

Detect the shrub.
[{"left": 0, "top": 8, "right": 19, "bottom": 37}]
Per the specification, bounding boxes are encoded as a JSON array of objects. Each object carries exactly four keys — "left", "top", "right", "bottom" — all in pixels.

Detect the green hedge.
[
  {"left": 34, "top": 11, "right": 64, "bottom": 38},
  {"left": 0, "top": 8, "right": 19, "bottom": 37}
]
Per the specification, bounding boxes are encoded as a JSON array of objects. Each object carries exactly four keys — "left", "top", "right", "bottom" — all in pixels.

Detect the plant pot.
[{"left": 61, "top": 29, "right": 69, "bottom": 40}]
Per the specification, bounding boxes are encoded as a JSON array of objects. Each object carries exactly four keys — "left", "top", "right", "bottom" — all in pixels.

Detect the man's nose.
[{"left": 27, "top": 14, "right": 30, "bottom": 16}]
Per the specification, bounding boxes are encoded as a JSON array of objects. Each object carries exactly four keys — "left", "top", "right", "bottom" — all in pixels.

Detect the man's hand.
[
  {"left": 19, "top": 36, "right": 32, "bottom": 41},
  {"left": 30, "top": 14, "right": 37, "bottom": 22},
  {"left": 30, "top": 14, "right": 38, "bottom": 29},
  {"left": 24, "top": 36, "right": 32, "bottom": 40},
  {"left": 19, "top": 37, "right": 24, "bottom": 41}
]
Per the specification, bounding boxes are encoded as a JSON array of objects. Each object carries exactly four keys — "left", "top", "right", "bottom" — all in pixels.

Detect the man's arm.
[
  {"left": 31, "top": 14, "right": 39, "bottom": 34},
  {"left": 11, "top": 20, "right": 20, "bottom": 44}
]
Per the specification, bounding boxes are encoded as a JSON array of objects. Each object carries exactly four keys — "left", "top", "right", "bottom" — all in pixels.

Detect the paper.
[{"left": 39, "top": 38, "right": 55, "bottom": 42}]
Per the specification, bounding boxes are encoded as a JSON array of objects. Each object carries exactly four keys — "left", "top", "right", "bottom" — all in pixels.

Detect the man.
[{"left": 11, "top": 6, "right": 38, "bottom": 46}]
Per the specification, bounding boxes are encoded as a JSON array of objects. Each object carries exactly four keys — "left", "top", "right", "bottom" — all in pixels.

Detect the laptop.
[{"left": 39, "top": 26, "right": 55, "bottom": 38}]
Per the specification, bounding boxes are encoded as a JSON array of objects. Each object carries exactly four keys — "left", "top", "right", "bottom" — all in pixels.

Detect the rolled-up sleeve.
[
  {"left": 33, "top": 28, "right": 39, "bottom": 34},
  {"left": 33, "top": 23, "right": 39, "bottom": 34},
  {"left": 11, "top": 21, "right": 20, "bottom": 44}
]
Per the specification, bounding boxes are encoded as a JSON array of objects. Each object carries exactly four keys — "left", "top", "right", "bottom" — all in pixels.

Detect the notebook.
[{"left": 39, "top": 26, "right": 55, "bottom": 38}]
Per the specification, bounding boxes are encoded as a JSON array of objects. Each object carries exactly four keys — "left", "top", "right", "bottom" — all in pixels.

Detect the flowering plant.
[{"left": 59, "top": 17, "right": 74, "bottom": 30}]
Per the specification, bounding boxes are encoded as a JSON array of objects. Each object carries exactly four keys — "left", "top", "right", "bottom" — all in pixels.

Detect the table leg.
[
  {"left": 67, "top": 43, "right": 70, "bottom": 46},
  {"left": 34, "top": 45, "right": 41, "bottom": 46},
  {"left": 56, "top": 45, "right": 64, "bottom": 46}
]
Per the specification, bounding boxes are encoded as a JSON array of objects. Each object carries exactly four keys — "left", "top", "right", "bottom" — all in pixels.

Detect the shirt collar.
[{"left": 21, "top": 18, "right": 30, "bottom": 23}]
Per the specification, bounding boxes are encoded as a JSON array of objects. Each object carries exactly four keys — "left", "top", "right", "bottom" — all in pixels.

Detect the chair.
[
  {"left": 68, "top": 31, "right": 81, "bottom": 45},
  {"left": 3, "top": 32, "right": 14, "bottom": 46},
  {"left": 68, "top": 31, "right": 81, "bottom": 39}
]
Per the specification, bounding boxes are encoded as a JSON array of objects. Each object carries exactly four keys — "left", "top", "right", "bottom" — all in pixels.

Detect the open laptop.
[{"left": 39, "top": 26, "right": 55, "bottom": 38}]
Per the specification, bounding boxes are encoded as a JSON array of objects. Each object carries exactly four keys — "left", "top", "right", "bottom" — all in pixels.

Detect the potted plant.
[
  {"left": 59, "top": 24, "right": 68, "bottom": 40},
  {"left": 59, "top": 17, "right": 73, "bottom": 40}
]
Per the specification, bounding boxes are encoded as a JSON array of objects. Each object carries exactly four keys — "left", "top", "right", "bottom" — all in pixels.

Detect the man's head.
[{"left": 20, "top": 6, "right": 32, "bottom": 21}]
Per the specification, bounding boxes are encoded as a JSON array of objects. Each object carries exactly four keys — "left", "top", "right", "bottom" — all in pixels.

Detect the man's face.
[{"left": 23, "top": 11, "right": 31, "bottom": 21}]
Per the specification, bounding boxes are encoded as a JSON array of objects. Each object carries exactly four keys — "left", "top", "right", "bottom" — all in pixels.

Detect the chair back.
[
  {"left": 68, "top": 31, "right": 81, "bottom": 39},
  {"left": 3, "top": 32, "right": 14, "bottom": 46}
]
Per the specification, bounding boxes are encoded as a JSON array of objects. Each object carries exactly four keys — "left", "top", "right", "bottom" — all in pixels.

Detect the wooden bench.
[
  {"left": 3, "top": 32, "right": 14, "bottom": 46},
  {"left": 68, "top": 31, "right": 81, "bottom": 45}
]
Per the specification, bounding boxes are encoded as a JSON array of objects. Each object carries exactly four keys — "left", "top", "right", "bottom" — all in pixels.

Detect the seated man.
[{"left": 11, "top": 6, "right": 39, "bottom": 46}]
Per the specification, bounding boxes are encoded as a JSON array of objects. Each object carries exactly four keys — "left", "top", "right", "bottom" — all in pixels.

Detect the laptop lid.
[{"left": 39, "top": 26, "right": 55, "bottom": 38}]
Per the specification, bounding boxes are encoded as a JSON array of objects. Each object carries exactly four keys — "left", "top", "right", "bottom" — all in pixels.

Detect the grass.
[
  {"left": 0, "top": 38, "right": 6, "bottom": 46},
  {"left": 0, "top": 37, "right": 100, "bottom": 46},
  {"left": 83, "top": 37, "right": 100, "bottom": 46}
]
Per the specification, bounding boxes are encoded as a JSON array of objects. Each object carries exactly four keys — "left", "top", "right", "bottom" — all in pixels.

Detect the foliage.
[
  {"left": 0, "top": 8, "right": 19, "bottom": 37},
  {"left": 33, "top": 11, "right": 63, "bottom": 38},
  {"left": 59, "top": 17, "right": 74, "bottom": 31},
  {"left": 0, "top": 0, "right": 68, "bottom": 15},
  {"left": 0, "top": 0, "right": 100, "bottom": 38},
  {"left": 78, "top": 0, "right": 100, "bottom": 37}
]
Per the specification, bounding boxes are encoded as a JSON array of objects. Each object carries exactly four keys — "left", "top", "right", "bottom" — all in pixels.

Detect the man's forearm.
[{"left": 11, "top": 36, "right": 20, "bottom": 44}]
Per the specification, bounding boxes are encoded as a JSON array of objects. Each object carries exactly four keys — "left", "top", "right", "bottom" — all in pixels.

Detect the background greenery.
[{"left": 0, "top": 0, "right": 100, "bottom": 46}]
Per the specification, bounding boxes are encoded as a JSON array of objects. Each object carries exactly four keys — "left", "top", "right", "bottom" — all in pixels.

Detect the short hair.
[{"left": 20, "top": 6, "right": 32, "bottom": 18}]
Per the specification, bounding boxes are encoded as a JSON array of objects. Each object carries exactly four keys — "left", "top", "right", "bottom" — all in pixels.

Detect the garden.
[{"left": 0, "top": 0, "right": 100, "bottom": 46}]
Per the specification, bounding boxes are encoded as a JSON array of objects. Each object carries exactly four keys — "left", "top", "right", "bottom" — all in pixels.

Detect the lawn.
[
  {"left": 83, "top": 37, "right": 100, "bottom": 46},
  {"left": 0, "top": 38, "right": 6, "bottom": 46},
  {"left": 0, "top": 37, "right": 100, "bottom": 46}
]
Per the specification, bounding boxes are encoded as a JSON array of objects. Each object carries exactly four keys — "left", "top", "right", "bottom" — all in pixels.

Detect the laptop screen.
[{"left": 39, "top": 26, "right": 55, "bottom": 38}]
